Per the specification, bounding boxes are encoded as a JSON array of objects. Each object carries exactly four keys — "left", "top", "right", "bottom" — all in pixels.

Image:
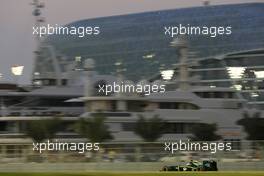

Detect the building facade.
[{"left": 34, "top": 3, "right": 264, "bottom": 107}]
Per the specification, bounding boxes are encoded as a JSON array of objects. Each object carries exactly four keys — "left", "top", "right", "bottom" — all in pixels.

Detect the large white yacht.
[
  {"left": 0, "top": 37, "right": 260, "bottom": 150},
  {"left": 80, "top": 84, "right": 249, "bottom": 143},
  {"left": 0, "top": 59, "right": 252, "bottom": 145},
  {"left": 78, "top": 37, "right": 254, "bottom": 144}
]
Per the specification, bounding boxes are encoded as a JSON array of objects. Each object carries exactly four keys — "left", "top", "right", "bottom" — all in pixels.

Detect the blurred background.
[{"left": 0, "top": 0, "right": 264, "bottom": 172}]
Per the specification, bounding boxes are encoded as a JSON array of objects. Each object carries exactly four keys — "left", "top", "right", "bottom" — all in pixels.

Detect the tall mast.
[
  {"left": 171, "top": 35, "right": 190, "bottom": 90},
  {"left": 30, "top": 1, "right": 63, "bottom": 86},
  {"left": 31, "top": 0, "right": 45, "bottom": 84}
]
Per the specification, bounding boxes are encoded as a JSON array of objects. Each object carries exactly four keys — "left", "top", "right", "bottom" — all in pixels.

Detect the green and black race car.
[{"left": 161, "top": 160, "right": 218, "bottom": 171}]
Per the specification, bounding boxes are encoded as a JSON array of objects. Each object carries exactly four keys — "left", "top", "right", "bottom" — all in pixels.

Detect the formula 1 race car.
[{"left": 161, "top": 160, "right": 218, "bottom": 171}]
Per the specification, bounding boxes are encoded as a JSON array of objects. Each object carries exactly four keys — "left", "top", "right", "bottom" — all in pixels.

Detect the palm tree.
[
  {"left": 237, "top": 111, "right": 264, "bottom": 140},
  {"left": 134, "top": 114, "right": 165, "bottom": 142},
  {"left": 190, "top": 123, "right": 221, "bottom": 141},
  {"left": 237, "top": 111, "right": 264, "bottom": 155},
  {"left": 75, "top": 114, "right": 113, "bottom": 143},
  {"left": 25, "top": 117, "right": 61, "bottom": 142}
]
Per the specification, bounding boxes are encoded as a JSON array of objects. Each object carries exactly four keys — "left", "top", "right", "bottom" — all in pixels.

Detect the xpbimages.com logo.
[
  {"left": 164, "top": 24, "right": 232, "bottom": 38},
  {"left": 33, "top": 140, "right": 100, "bottom": 154},
  {"left": 98, "top": 81, "right": 166, "bottom": 96},
  {"left": 32, "top": 24, "right": 100, "bottom": 37},
  {"left": 164, "top": 140, "right": 233, "bottom": 154}
]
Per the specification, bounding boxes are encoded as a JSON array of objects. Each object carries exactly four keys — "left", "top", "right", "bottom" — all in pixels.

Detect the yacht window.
[
  {"left": 195, "top": 92, "right": 203, "bottom": 97},
  {"left": 159, "top": 102, "right": 199, "bottom": 110},
  {"left": 215, "top": 92, "right": 222, "bottom": 98},
  {"left": 204, "top": 92, "right": 210, "bottom": 98},
  {"left": 195, "top": 91, "right": 235, "bottom": 99}
]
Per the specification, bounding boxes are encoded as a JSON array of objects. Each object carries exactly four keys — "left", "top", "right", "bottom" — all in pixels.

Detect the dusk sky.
[{"left": 0, "top": 0, "right": 262, "bottom": 84}]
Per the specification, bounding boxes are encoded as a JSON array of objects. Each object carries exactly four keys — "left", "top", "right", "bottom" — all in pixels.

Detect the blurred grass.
[{"left": 0, "top": 172, "right": 264, "bottom": 176}]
